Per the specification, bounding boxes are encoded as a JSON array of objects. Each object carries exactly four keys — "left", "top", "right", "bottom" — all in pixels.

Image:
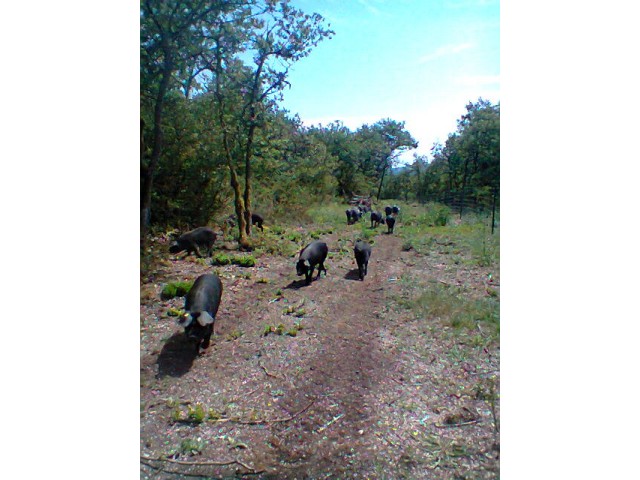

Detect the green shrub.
[
  {"left": 187, "top": 403, "right": 207, "bottom": 423},
  {"left": 235, "top": 255, "right": 256, "bottom": 267},
  {"left": 226, "top": 330, "right": 244, "bottom": 341},
  {"left": 210, "top": 253, "right": 232, "bottom": 266},
  {"left": 161, "top": 281, "right": 193, "bottom": 300},
  {"left": 305, "top": 203, "right": 346, "bottom": 226},
  {"left": 269, "top": 225, "right": 286, "bottom": 235},
  {"left": 180, "top": 438, "right": 206, "bottom": 455},
  {"left": 264, "top": 322, "right": 303, "bottom": 337},
  {"left": 286, "top": 231, "right": 302, "bottom": 242},
  {"left": 210, "top": 253, "right": 256, "bottom": 267}
]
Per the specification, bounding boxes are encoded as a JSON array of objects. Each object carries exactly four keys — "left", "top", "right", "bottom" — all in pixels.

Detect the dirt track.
[{"left": 140, "top": 228, "right": 499, "bottom": 479}]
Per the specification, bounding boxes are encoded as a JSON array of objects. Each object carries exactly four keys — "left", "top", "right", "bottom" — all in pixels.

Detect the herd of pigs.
[{"left": 167, "top": 204, "right": 401, "bottom": 354}]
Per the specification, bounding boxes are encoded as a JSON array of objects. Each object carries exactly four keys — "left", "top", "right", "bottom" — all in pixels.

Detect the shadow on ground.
[
  {"left": 156, "top": 332, "right": 197, "bottom": 378},
  {"left": 284, "top": 279, "right": 312, "bottom": 289},
  {"left": 343, "top": 269, "right": 362, "bottom": 281}
]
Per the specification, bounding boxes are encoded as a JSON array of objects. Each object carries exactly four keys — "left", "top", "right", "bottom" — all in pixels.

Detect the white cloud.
[
  {"left": 356, "top": 0, "right": 382, "bottom": 16},
  {"left": 418, "top": 43, "right": 474, "bottom": 64},
  {"left": 444, "top": 0, "right": 498, "bottom": 8}
]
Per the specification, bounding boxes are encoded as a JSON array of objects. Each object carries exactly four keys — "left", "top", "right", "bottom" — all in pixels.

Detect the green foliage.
[
  {"left": 210, "top": 253, "right": 232, "bottom": 266},
  {"left": 403, "top": 203, "right": 451, "bottom": 227},
  {"left": 187, "top": 403, "right": 207, "bottom": 423},
  {"left": 428, "top": 203, "right": 451, "bottom": 226},
  {"left": 235, "top": 255, "right": 256, "bottom": 267},
  {"left": 179, "top": 438, "right": 206, "bottom": 456},
  {"left": 141, "top": 0, "right": 334, "bottom": 232},
  {"left": 226, "top": 330, "right": 244, "bottom": 341},
  {"left": 207, "top": 408, "right": 222, "bottom": 421},
  {"left": 286, "top": 231, "right": 303, "bottom": 242},
  {"left": 264, "top": 321, "right": 303, "bottom": 337},
  {"left": 253, "top": 233, "right": 300, "bottom": 257},
  {"left": 356, "top": 222, "right": 376, "bottom": 242},
  {"left": 453, "top": 216, "right": 499, "bottom": 267},
  {"left": 166, "top": 307, "right": 185, "bottom": 317},
  {"left": 282, "top": 303, "right": 306, "bottom": 317},
  {"left": 210, "top": 253, "right": 256, "bottom": 267},
  {"left": 306, "top": 203, "right": 347, "bottom": 226},
  {"left": 161, "top": 281, "right": 193, "bottom": 300}
]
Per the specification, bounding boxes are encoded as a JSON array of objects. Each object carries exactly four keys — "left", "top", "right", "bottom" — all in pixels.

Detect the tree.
[
  {"left": 140, "top": 0, "right": 234, "bottom": 232},
  {"left": 355, "top": 119, "right": 417, "bottom": 200},
  {"left": 141, "top": 1, "right": 333, "bottom": 248},
  {"left": 453, "top": 98, "right": 500, "bottom": 217},
  {"left": 206, "top": 0, "right": 333, "bottom": 248}
]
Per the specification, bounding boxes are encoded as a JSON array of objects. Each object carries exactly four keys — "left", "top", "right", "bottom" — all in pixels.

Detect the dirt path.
[{"left": 140, "top": 228, "right": 499, "bottom": 479}]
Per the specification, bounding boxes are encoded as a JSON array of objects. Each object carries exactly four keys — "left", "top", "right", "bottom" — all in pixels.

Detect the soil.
[{"left": 140, "top": 225, "right": 500, "bottom": 479}]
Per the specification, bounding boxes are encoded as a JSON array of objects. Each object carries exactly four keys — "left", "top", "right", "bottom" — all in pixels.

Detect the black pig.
[
  {"left": 296, "top": 241, "right": 328, "bottom": 285},
  {"left": 370, "top": 211, "right": 384, "bottom": 228},
  {"left": 386, "top": 215, "right": 396, "bottom": 234},
  {"left": 225, "top": 213, "right": 265, "bottom": 231},
  {"left": 169, "top": 227, "right": 217, "bottom": 257},
  {"left": 177, "top": 274, "right": 223, "bottom": 354},
  {"left": 354, "top": 240, "right": 372, "bottom": 280},
  {"left": 346, "top": 208, "right": 361, "bottom": 225},
  {"left": 251, "top": 213, "right": 265, "bottom": 231}
]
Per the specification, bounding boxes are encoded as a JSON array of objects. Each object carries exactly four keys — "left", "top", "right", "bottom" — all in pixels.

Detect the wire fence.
[{"left": 381, "top": 187, "right": 500, "bottom": 233}]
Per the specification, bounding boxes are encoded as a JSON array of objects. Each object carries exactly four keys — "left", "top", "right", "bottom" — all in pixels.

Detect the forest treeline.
[{"left": 141, "top": 0, "right": 499, "bottom": 244}]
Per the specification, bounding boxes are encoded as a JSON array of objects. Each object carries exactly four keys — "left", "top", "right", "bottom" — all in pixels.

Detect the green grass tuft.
[
  {"left": 161, "top": 281, "right": 193, "bottom": 300},
  {"left": 408, "top": 284, "right": 499, "bottom": 339},
  {"left": 210, "top": 253, "right": 256, "bottom": 267}
]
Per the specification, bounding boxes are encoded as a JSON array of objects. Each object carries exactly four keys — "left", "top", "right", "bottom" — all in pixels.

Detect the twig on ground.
[
  {"left": 208, "top": 400, "right": 316, "bottom": 426},
  {"left": 316, "top": 413, "right": 344, "bottom": 433},
  {"left": 140, "top": 455, "right": 262, "bottom": 474},
  {"left": 239, "top": 400, "right": 316, "bottom": 425},
  {"left": 468, "top": 370, "right": 499, "bottom": 376},
  {"left": 259, "top": 362, "right": 279, "bottom": 378},
  {"left": 434, "top": 419, "right": 479, "bottom": 428}
]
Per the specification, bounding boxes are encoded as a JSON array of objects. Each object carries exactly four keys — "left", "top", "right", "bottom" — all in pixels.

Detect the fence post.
[{"left": 491, "top": 184, "right": 498, "bottom": 234}]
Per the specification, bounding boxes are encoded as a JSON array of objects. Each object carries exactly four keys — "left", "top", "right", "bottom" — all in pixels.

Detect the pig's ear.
[
  {"left": 177, "top": 313, "right": 193, "bottom": 327},
  {"left": 196, "top": 311, "right": 214, "bottom": 326}
]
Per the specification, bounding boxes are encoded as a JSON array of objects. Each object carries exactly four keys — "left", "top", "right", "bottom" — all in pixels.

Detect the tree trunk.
[
  {"left": 224, "top": 137, "right": 250, "bottom": 249},
  {"left": 213, "top": 41, "right": 250, "bottom": 250},
  {"left": 243, "top": 121, "right": 257, "bottom": 237},
  {"left": 141, "top": 57, "right": 172, "bottom": 234},
  {"left": 241, "top": 58, "right": 266, "bottom": 239},
  {"left": 376, "top": 164, "right": 387, "bottom": 201}
]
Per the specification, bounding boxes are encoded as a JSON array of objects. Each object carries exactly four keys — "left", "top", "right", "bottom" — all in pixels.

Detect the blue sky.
[{"left": 280, "top": 0, "right": 500, "bottom": 163}]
